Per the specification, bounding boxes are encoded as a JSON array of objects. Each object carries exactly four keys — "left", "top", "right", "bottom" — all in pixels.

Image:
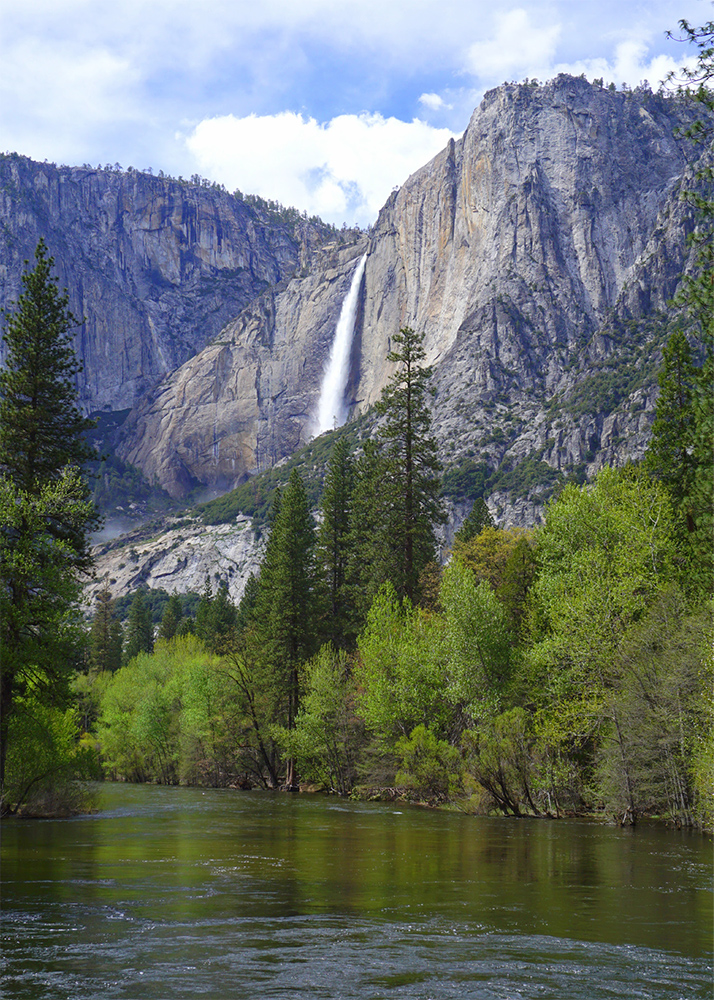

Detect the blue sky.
[{"left": 0, "top": 0, "right": 708, "bottom": 226}]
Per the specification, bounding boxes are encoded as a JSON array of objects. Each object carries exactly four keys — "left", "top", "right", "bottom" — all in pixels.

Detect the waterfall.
[{"left": 314, "top": 253, "right": 367, "bottom": 436}]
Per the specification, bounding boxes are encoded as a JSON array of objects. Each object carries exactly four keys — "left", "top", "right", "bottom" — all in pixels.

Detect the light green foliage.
[
  {"left": 279, "top": 644, "right": 362, "bottom": 794},
  {"left": 99, "top": 636, "right": 229, "bottom": 785},
  {"left": 525, "top": 466, "right": 678, "bottom": 814},
  {"left": 450, "top": 525, "right": 531, "bottom": 593},
  {"left": 462, "top": 708, "right": 539, "bottom": 816},
  {"left": 99, "top": 645, "right": 178, "bottom": 783},
  {"left": 3, "top": 698, "right": 98, "bottom": 815},
  {"left": 440, "top": 559, "right": 512, "bottom": 718},
  {"left": 595, "top": 587, "right": 712, "bottom": 824},
  {"left": 356, "top": 583, "right": 449, "bottom": 748},
  {"left": 395, "top": 725, "right": 462, "bottom": 804}
]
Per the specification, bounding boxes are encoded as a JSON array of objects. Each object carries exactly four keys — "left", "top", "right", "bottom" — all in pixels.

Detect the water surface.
[{"left": 2, "top": 783, "right": 711, "bottom": 998}]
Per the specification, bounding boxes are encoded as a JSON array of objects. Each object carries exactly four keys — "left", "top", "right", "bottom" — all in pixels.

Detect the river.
[{"left": 1, "top": 784, "right": 711, "bottom": 998}]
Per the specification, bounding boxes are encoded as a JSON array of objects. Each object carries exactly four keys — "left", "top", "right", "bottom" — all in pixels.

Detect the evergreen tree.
[
  {"left": 124, "top": 590, "right": 153, "bottom": 662},
  {"left": 89, "top": 586, "right": 123, "bottom": 672},
  {"left": 158, "top": 593, "right": 182, "bottom": 642},
  {"left": 0, "top": 468, "right": 95, "bottom": 803},
  {"left": 315, "top": 437, "right": 354, "bottom": 646},
  {"left": 205, "top": 583, "right": 237, "bottom": 653},
  {"left": 0, "top": 242, "right": 98, "bottom": 808},
  {"left": 0, "top": 239, "right": 95, "bottom": 495},
  {"left": 354, "top": 327, "right": 444, "bottom": 604},
  {"left": 661, "top": 18, "right": 714, "bottom": 594},
  {"left": 645, "top": 330, "right": 696, "bottom": 515},
  {"left": 194, "top": 575, "right": 213, "bottom": 642},
  {"left": 253, "top": 469, "right": 317, "bottom": 786},
  {"left": 454, "top": 497, "right": 494, "bottom": 544}
]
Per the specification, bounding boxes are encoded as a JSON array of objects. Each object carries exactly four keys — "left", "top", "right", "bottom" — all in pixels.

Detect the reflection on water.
[{"left": 1, "top": 784, "right": 711, "bottom": 999}]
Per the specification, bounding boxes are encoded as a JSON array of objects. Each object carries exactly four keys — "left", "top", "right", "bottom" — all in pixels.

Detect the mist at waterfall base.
[{"left": 313, "top": 254, "right": 367, "bottom": 437}]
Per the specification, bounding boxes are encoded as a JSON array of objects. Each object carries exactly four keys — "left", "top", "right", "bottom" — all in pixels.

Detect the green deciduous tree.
[
  {"left": 525, "top": 466, "right": 678, "bottom": 818},
  {"left": 356, "top": 583, "right": 449, "bottom": 754},
  {"left": 440, "top": 559, "right": 513, "bottom": 720}
]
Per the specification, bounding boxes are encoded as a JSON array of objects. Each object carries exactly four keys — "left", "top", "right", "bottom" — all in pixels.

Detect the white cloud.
[
  {"left": 184, "top": 112, "right": 458, "bottom": 227},
  {"left": 465, "top": 9, "right": 561, "bottom": 81},
  {"left": 553, "top": 39, "right": 696, "bottom": 90},
  {"left": 419, "top": 93, "right": 453, "bottom": 112}
]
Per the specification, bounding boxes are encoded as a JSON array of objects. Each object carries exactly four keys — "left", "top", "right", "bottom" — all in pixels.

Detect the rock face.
[
  {"left": 0, "top": 154, "right": 335, "bottom": 412},
  {"left": 87, "top": 515, "right": 264, "bottom": 607},
  {"left": 118, "top": 78, "right": 697, "bottom": 501}
]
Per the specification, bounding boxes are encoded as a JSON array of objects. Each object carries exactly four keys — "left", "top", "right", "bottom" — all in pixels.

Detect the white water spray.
[{"left": 314, "top": 253, "right": 367, "bottom": 436}]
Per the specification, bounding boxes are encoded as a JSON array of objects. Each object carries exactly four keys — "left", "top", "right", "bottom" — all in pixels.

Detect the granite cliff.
[
  {"left": 0, "top": 77, "right": 702, "bottom": 545},
  {"left": 116, "top": 77, "right": 698, "bottom": 513},
  {"left": 0, "top": 155, "right": 337, "bottom": 412}
]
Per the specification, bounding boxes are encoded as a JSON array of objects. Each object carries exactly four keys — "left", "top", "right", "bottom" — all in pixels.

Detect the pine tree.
[
  {"left": 662, "top": 18, "right": 714, "bottom": 594},
  {"left": 454, "top": 497, "right": 495, "bottom": 544},
  {"left": 315, "top": 437, "right": 354, "bottom": 647},
  {"left": 253, "top": 469, "right": 317, "bottom": 786},
  {"left": 0, "top": 239, "right": 94, "bottom": 495},
  {"left": 124, "top": 591, "right": 154, "bottom": 662},
  {"left": 194, "top": 576, "right": 214, "bottom": 645},
  {"left": 89, "top": 586, "right": 123, "bottom": 672},
  {"left": 158, "top": 593, "right": 182, "bottom": 642},
  {"left": 356, "top": 327, "right": 444, "bottom": 603},
  {"left": 0, "top": 242, "right": 98, "bottom": 809}
]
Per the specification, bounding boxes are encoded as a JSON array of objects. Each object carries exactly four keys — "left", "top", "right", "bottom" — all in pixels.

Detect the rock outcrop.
[
  {"left": 87, "top": 515, "right": 264, "bottom": 607},
  {"left": 0, "top": 155, "right": 336, "bottom": 412},
  {"left": 118, "top": 78, "right": 697, "bottom": 502}
]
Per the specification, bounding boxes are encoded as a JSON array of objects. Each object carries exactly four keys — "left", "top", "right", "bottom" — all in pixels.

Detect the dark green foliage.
[
  {"left": 0, "top": 239, "right": 95, "bottom": 494},
  {"left": 89, "top": 586, "right": 123, "bottom": 673},
  {"left": 0, "top": 469, "right": 96, "bottom": 804},
  {"left": 315, "top": 437, "right": 355, "bottom": 647},
  {"left": 124, "top": 591, "right": 154, "bottom": 662},
  {"left": 487, "top": 456, "right": 561, "bottom": 501},
  {"left": 0, "top": 242, "right": 99, "bottom": 811},
  {"left": 354, "top": 327, "right": 444, "bottom": 603},
  {"left": 253, "top": 470, "right": 318, "bottom": 782},
  {"left": 441, "top": 459, "right": 489, "bottom": 501},
  {"left": 454, "top": 498, "right": 494, "bottom": 543},
  {"left": 197, "top": 418, "right": 369, "bottom": 528},
  {"left": 113, "top": 588, "right": 200, "bottom": 626},
  {"left": 235, "top": 573, "right": 259, "bottom": 637},
  {"left": 157, "top": 594, "right": 183, "bottom": 642},
  {"left": 194, "top": 579, "right": 237, "bottom": 654}
]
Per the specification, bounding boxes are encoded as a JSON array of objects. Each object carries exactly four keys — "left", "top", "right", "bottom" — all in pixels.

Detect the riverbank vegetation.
[{"left": 1, "top": 19, "right": 712, "bottom": 825}]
